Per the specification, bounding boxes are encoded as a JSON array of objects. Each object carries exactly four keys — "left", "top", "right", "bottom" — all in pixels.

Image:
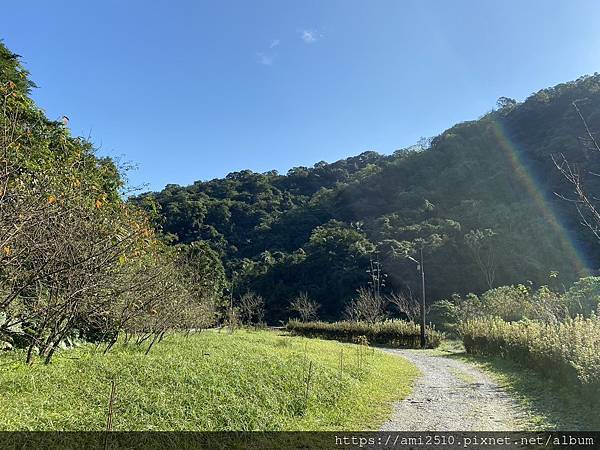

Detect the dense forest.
[{"left": 135, "top": 75, "right": 600, "bottom": 322}]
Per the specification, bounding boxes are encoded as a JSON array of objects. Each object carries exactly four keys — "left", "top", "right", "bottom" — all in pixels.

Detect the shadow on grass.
[{"left": 445, "top": 352, "right": 600, "bottom": 431}]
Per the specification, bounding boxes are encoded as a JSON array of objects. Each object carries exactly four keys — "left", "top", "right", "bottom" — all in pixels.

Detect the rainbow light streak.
[{"left": 490, "top": 119, "right": 590, "bottom": 277}]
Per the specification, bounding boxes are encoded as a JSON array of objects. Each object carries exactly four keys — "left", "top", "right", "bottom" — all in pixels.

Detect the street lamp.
[{"left": 406, "top": 247, "right": 426, "bottom": 348}]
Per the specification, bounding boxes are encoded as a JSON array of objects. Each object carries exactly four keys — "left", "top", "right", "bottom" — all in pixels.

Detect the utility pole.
[
  {"left": 367, "top": 252, "right": 386, "bottom": 298},
  {"left": 229, "top": 289, "right": 234, "bottom": 334},
  {"left": 228, "top": 272, "right": 237, "bottom": 334},
  {"left": 419, "top": 245, "right": 426, "bottom": 348},
  {"left": 406, "top": 247, "right": 426, "bottom": 348}
]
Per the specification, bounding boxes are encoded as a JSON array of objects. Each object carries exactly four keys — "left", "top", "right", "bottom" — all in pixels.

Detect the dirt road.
[{"left": 380, "top": 349, "right": 527, "bottom": 431}]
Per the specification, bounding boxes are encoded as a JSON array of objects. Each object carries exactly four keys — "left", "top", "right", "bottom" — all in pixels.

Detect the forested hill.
[{"left": 135, "top": 74, "right": 600, "bottom": 321}]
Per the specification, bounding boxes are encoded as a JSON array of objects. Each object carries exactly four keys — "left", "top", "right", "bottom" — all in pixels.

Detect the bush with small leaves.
[
  {"left": 287, "top": 319, "right": 442, "bottom": 349},
  {"left": 459, "top": 314, "right": 600, "bottom": 402}
]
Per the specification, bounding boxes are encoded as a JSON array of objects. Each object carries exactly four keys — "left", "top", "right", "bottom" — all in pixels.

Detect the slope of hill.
[{"left": 137, "top": 75, "right": 600, "bottom": 321}]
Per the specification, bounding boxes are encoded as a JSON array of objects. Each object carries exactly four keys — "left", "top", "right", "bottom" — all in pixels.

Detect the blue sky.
[{"left": 2, "top": 0, "right": 600, "bottom": 191}]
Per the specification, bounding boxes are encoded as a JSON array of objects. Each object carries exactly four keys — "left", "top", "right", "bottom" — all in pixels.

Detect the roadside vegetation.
[
  {"left": 429, "top": 276, "right": 600, "bottom": 429},
  {"left": 287, "top": 320, "right": 442, "bottom": 348},
  {"left": 460, "top": 315, "right": 600, "bottom": 402},
  {"left": 447, "top": 278, "right": 600, "bottom": 401},
  {"left": 0, "top": 330, "right": 418, "bottom": 431}
]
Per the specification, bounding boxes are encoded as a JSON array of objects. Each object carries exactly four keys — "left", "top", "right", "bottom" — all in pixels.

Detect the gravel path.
[{"left": 380, "top": 350, "right": 527, "bottom": 431}]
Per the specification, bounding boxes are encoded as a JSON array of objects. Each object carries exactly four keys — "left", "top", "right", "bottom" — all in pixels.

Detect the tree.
[
  {"left": 0, "top": 44, "right": 221, "bottom": 362},
  {"left": 177, "top": 241, "right": 226, "bottom": 303},
  {"left": 0, "top": 72, "right": 151, "bottom": 362},
  {"left": 553, "top": 99, "right": 600, "bottom": 242},
  {"left": 238, "top": 292, "right": 265, "bottom": 326},
  {"left": 125, "top": 71, "right": 600, "bottom": 322},
  {"left": 343, "top": 287, "right": 387, "bottom": 324},
  {"left": 289, "top": 292, "right": 320, "bottom": 322},
  {"left": 496, "top": 96, "right": 517, "bottom": 110},
  {"left": 464, "top": 228, "right": 498, "bottom": 289},
  {"left": 387, "top": 289, "right": 429, "bottom": 322}
]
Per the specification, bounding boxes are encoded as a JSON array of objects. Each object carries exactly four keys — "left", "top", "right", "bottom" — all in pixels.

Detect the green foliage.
[
  {"left": 444, "top": 284, "right": 570, "bottom": 324},
  {"left": 287, "top": 319, "right": 442, "bottom": 348},
  {"left": 0, "top": 330, "right": 418, "bottom": 430},
  {"left": 0, "top": 42, "right": 35, "bottom": 94},
  {"left": 562, "top": 276, "right": 600, "bottom": 317},
  {"left": 459, "top": 315, "right": 600, "bottom": 403},
  {"left": 8, "top": 40, "right": 600, "bottom": 330},
  {"left": 176, "top": 240, "right": 227, "bottom": 303}
]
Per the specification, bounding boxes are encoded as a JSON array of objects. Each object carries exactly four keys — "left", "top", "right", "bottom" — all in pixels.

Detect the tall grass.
[
  {"left": 459, "top": 314, "right": 600, "bottom": 402},
  {"left": 287, "top": 320, "right": 442, "bottom": 348},
  {"left": 0, "top": 330, "right": 418, "bottom": 430}
]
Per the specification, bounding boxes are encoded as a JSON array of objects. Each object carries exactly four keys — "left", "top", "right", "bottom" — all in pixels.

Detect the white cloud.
[
  {"left": 300, "top": 29, "right": 320, "bottom": 44},
  {"left": 256, "top": 39, "right": 280, "bottom": 66},
  {"left": 257, "top": 52, "right": 273, "bottom": 66}
]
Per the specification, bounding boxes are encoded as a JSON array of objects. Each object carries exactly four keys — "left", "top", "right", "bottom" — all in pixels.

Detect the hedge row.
[
  {"left": 459, "top": 315, "right": 600, "bottom": 401},
  {"left": 287, "top": 320, "right": 442, "bottom": 348}
]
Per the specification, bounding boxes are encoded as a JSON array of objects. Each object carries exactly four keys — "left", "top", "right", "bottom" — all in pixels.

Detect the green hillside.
[{"left": 137, "top": 75, "right": 600, "bottom": 321}]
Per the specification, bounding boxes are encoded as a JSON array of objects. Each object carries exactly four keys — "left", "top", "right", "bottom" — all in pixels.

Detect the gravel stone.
[{"left": 380, "top": 349, "right": 527, "bottom": 431}]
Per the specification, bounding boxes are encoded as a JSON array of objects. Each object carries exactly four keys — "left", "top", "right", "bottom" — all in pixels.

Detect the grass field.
[{"left": 0, "top": 330, "right": 418, "bottom": 431}]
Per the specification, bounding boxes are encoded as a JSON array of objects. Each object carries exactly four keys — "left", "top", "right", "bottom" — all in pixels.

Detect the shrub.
[
  {"left": 428, "top": 298, "right": 460, "bottom": 326},
  {"left": 563, "top": 276, "right": 600, "bottom": 317},
  {"left": 343, "top": 288, "right": 387, "bottom": 324},
  {"left": 288, "top": 292, "right": 320, "bottom": 322},
  {"left": 443, "top": 284, "right": 569, "bottom": 325},
  {"left": 459, "top": 314, "right": 600, "bottom": 402},
  {"left": 287, "top": 319, "right": 442, "bottom": 349},
  {"left": 238, "top": 292, "right": 265, "bottom": 326}
]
